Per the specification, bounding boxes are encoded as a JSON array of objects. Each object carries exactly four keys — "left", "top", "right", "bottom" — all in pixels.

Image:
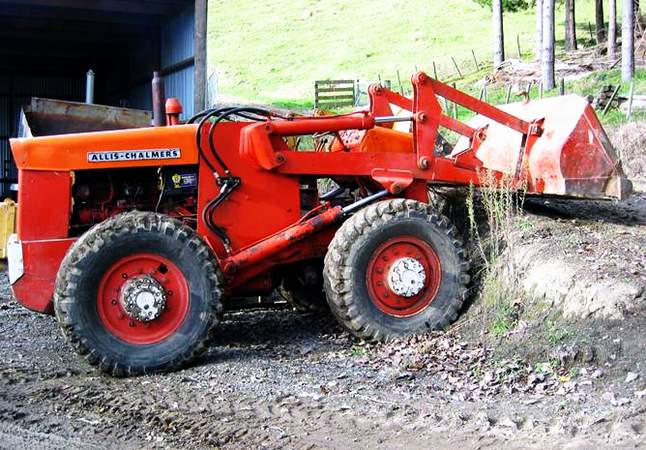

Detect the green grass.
[{"left": 208, "top": 0, "right": 605, "bottom": 107}]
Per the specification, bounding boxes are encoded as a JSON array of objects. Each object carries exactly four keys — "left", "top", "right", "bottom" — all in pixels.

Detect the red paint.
[
  {"left": 366, "top": 236, "right": 442, "bottom": 317},
  {"left": 17, "top": 171, "right": 71, "bottom": 240},
  {"left": 96, "top": 253, "right": 190, "bottom": 344},
  {"left": 11, "top": 238, "right": 75, "bottom": 313},
  {"left": 222, "top": 206, "right": 343, "bottom": 274}
]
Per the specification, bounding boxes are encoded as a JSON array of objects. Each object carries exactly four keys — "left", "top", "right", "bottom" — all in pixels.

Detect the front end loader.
[{"left": 8, "top": 72, "right": 630, "bottom": 375}]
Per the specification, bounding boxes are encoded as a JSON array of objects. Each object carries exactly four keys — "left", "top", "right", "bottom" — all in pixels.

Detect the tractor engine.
[{"left": 70, "top": 166, "right": 198, "bottom": 234}]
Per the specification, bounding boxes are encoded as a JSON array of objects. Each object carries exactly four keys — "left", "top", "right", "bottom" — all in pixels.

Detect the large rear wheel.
[
  {"left": 54, "top": 211, "right": 223, "bottom": 376},
  {"left": 323, "top": 199, "right": 469, "bottom": 341}
]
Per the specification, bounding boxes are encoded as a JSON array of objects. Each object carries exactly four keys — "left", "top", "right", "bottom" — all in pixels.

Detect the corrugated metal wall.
[
  {"left": 0, "top": 3, "right": 196, "bottom": 197},
  {"left": 160, "top": 4, "right": 195, "bottom": 119},
  {"left": 0, "top": 74, "right": 84, "bottom": 195},
  {"left": 126, "top": 3, "right": 195, "bottom": 119}
]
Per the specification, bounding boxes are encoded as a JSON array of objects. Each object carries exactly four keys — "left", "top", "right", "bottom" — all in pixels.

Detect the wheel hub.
[
  {"left": 366, "top": 236, "right": 442, "bottom": 317},
  {"left": 387, "top": 257, "right": 426, "bottom": 297},
  {"left": 120, "top": 275, "right": 167, "bottom": 322}
]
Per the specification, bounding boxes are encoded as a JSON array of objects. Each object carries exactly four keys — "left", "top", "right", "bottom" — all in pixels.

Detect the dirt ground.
[
  {"left": 1, "top": 130, "right": 645, "bottom": 449},
  {"left": 1, "top": 194, "right": 645, "bottom": 450}
]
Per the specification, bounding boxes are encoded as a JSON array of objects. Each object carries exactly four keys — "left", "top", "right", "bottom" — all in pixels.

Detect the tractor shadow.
[
  {"left": 522, "top": 190, "right": 646, "bottom": 226},
  {"left": 198, "top": 307, "right": 348, "bottom": 366}
]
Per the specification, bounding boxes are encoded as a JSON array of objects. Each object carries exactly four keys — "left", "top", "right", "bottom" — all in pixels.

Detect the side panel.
[
  {"left": 13, "top": 169, "right": 74, "bottom": 313},
  {"left": 197, "top": 123, "right": 301, "bottom": 255},
  {"left": 17, "top": 170, "right": 71, "bottom": 240},
  {"left": 11, "top": 238, "right": 75, "bottom": 313}
]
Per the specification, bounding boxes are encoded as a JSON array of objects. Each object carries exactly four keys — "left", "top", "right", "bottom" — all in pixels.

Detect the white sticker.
[{"left": 87, "top": 148, "right": 181, "bottom": 163}]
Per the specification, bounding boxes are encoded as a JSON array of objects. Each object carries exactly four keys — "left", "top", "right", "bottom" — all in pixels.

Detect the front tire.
[
  {"left": 323, "top": 199, "right": 469, "bottom": 342},
  {"left": 54, "top": 211, "right": 223, "bottom": 376}
]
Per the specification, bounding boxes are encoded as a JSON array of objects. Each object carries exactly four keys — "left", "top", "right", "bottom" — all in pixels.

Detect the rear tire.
[
  {"left": 54, "top": 211, "right": 223, "bottom": 376},
  {"left": 323, "top": 199, "right": 469, "bottom": 342}
]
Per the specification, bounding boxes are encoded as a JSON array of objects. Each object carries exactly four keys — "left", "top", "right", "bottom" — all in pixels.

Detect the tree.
[
  {"left": 493, "top": 0, "right": 505, "bottom": 66},
  {"left": 608, "top": 0, "right": 617, "bottom": 60},
  {"left": 542, "top": 0, "right": 555, "bottom": 89},
  {"left": 564, "top": 0, "right": 577, "bottom": 51},
  {"left": 471, "top": 0, "right": 531, "bottom": 67},
  {"left": 595, "top": 0, "right": 605, "bottom": 43},
  {"left": 535, "top": 0, "right": 544, "bottom": 59},
  {"left": 622, "top": 0, "right": 635, "bottom": 81}
]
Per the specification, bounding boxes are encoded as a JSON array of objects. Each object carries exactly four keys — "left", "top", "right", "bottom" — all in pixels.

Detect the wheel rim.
[
  {"left": 366, "top": 235, "right": 442, "bottom": 317},
  {"left": 97, "top": 253, "right": 190, "bottom": 344}
]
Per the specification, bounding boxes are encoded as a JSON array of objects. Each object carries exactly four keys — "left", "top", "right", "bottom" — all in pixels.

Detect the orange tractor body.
[{"left": 7, "top": 72, "right": 630, "bottom": 375}]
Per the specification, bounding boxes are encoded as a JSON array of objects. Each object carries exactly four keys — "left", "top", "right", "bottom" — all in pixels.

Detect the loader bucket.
[{"left": 454, "top": 95, "right": 632, "bottom": 200}]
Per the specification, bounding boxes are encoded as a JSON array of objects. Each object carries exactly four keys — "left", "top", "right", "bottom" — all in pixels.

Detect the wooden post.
[
  {"left": 471, "top": 49, "right": 479, "bottom": 70},
  {"left": 516, "top": 34, "right": 522, "bottom": 58},
  {"left": 451, "top": 56, "right": 463, "bottom": 78},
  {"left": 539, "top": 81, "right": 544, "bottom": 99},
  {"left": 432, "top": 61, "right": 438, "bottom": 80},
  {"left": 396, "top": 69, "right": 404, "bottom": 95},
  {"left": 527, "top": 81, "right": 533, "bottom": 100},
  {"left": 588, "top": 22, "right": 594, "bottom": 42},
  {"left": 602, "top": 84, "right": 621, "bottom": 116},
  {"left": 479, "top": 86, "right": 485, "bottom": 101},
  {"left": 506, "top": 84, "right": 512, "bottom": 103},
  {"left": 452, "top": 82, "right": 458, "bottom": 119},
  {"left": 194, "top": 0, "right": 208, "bottom": 112},
  {"left": 559, "top": 78, "right": 565, "bottom": 95}
]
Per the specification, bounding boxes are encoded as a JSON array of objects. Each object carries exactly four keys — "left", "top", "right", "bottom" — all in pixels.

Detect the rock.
[
  {"left": 591, "top": 369, "right": 604, "bottom": 379},
  {"left": 601, "top": 391, "right": 616, "bottom": 404},
  {"left": 625, "top": 372, "right": 639, "bottom": 383}
]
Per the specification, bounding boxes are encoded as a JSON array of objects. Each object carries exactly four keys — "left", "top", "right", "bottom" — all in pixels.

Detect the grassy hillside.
[{"left": 207, "top": 0, "right": 603, "bottom": 106}]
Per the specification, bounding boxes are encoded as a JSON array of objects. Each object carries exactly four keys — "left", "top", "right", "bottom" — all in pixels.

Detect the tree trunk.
[
  {"left": 565, "top": 0, "right": 577, "bottom": 51},
  {"left": 608, "top": 0, "right": 617, "bottom": 60},
  {"left": 623, "top": 0, "right": 635, "bottom": 81},
  {"left": 535, "top": 0, "right": 544, "bottom": 59},
  {"left": 542, "top": 0, "right": 556, "bottom": 90},
  {"left": 493, "top": 0, "right": 505, "bottom": 67},
  {"left": 595, "top": 0, "right": 605, "bottom": 43}
]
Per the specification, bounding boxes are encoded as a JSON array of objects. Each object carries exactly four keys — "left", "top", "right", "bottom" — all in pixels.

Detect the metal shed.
[{"left": 0, "top": 0, "right": 208, "bottom": 196}]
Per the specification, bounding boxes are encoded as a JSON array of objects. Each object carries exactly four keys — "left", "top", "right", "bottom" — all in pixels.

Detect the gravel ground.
[
  {"left": 1, "top": 192, "right": 645, "bottom": 449},
  {"left": 1, "top": 274, "right": 645, "bottom": 449}
]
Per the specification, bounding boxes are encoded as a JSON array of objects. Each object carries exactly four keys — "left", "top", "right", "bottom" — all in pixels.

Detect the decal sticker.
[{"left": 87, "top": 148, "right": 181, "bottom": 163}]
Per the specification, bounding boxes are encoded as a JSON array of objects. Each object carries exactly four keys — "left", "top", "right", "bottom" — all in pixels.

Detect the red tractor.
[{"left": 8, "top": 72, "right": 629, "bottom": 375}]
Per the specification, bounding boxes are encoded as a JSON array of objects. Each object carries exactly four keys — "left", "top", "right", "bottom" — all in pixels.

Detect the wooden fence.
[{"left": 314, "top": 79, "right": 356, "bottom": 109}]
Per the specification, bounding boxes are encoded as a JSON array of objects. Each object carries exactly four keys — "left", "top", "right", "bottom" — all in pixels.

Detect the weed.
[
  {"left": 489, "top": 300, "right": 519, "bottom": 337},
  {"left": 534, "top": 361, "right": 553, "bottom": 374},
  {"left": 568, "top": 367, "right": 581, "bottom": 378},
  {"left": 350, "top": 346, "right": 367, "bottom": 357},
  {"left": 545, "top": 319, "right": 573, "bottom": 345},
  {"left": 515, "top": 216, "right": 534, "bottom": 231},
  {"left": 466, "top": 170, "right": 527, "bottom": 334}
]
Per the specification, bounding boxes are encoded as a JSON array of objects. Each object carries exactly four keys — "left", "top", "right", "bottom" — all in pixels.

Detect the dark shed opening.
[{"left": 0, "top": 0, "right": 207, "bottom": 196}]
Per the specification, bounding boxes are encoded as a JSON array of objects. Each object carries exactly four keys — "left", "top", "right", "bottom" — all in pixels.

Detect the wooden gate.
[{"left": 314, "top": 79, "right": 356, "bottom": 109}]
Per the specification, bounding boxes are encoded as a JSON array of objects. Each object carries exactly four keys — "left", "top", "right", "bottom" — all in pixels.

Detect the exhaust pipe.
[{"left": 152, "top": 71, "right": 166, "bottom": 127}]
